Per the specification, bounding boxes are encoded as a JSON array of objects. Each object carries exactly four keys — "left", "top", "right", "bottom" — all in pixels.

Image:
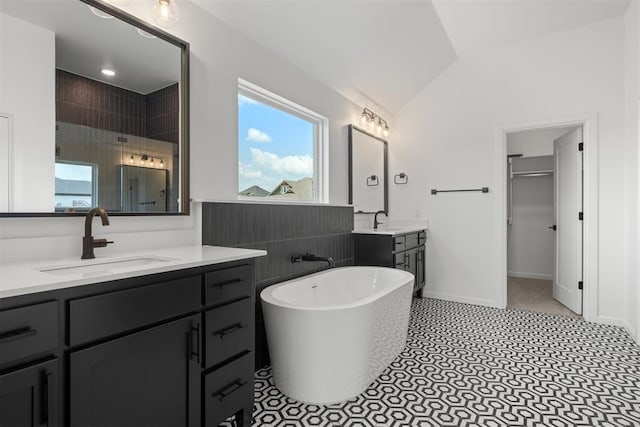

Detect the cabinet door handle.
[
  {"left": 41, "top": 371, "right": 52, "bottom": 426},
  {"left": 0, "top": 327, "right": 37, "bottom": 343},
  {"left": 214, "top": 323, "right": 247, "bottom": 339},
  {"left": 190, "top": 323, "right": 200, "bottom": 363},
  {"left": 211, "top": 278, "right": 242, "bottom": 289},
  {"left": 405, "top": 254, "right": 410, "bottom": 269},
  {"left": 214, "top": 380, "right": 248, "bottom": 401}
]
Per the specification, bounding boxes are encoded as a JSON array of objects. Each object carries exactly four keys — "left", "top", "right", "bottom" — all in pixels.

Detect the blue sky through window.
[{"left": 238, "top": 94, "right": 314, "bottom": 194}]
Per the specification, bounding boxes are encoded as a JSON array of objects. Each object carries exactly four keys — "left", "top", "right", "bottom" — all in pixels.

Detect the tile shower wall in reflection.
[
  {"left": 56, "top": 69, "right": 179, "bottom": 144},
  {"left": 202, "top": 202, "right": 354, "bottom": 369}
]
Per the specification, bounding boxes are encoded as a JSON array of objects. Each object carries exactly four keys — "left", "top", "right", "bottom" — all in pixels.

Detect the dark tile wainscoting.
[{"left": 201, "top": 202, "right": 354, "bottom": 369}]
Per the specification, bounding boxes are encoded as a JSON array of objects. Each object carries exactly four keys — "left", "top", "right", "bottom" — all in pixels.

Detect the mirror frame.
[
  {"left": 348, "top": 124, "right": 388, "bottom": 214},
  {"left": 0, "top": 0, "right": 190, "bottom": 217}
]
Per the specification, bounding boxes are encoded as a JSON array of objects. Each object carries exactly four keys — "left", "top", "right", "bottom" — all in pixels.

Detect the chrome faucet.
[
  {"left": 291, "top": 253, "right": 335, "bottom": 268},
  {"left": 373, "top": 210, "right": 387, "bottom": 230},
  {"left": 82, "top": 207, "right": 114, "bottom": 259}
]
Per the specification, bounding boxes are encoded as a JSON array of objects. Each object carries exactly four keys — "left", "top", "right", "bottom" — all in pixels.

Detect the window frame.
[
  {"left": 237, "top": 78, "right": 329, "bottom": 203},
  {"left": 54, "top": 160, "right": 98, "bottom": 211}
]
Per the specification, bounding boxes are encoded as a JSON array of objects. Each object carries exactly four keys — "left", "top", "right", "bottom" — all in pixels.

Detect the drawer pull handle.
[
  {"left": 214, "top": 380, "right": 248, "bottom": 401},
  {"left": 214, "top": 323, "right": 247, "bottom": 339},
  {"left": 395, "top": 241, "right": 403, "bottom": 246},
  {"left": 0, "top": 327, "right": 37, "bottom": 343},
  {"left": 211, "top": 278, "right": 242, "bottom": 289}
]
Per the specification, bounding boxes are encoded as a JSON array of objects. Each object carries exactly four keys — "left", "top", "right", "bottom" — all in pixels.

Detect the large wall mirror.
[
  {"left": 348, "top": 125, "right": 388, "bottom": 214},
  {"left": 0, "top": 0, "right": 189, "bottom": 216}
]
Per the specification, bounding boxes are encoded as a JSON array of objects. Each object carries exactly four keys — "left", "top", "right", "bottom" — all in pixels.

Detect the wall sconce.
[
  {"left": 359, "top": 108, "right": 389, "bottom": 138},
  {"left": 151, "top": 0, "right": 180, "bottom": 28}
]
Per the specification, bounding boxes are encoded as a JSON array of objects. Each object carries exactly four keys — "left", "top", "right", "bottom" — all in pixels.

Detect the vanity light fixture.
[
  {"left": 100, "top": 68, "right": 116, "bottom": 77},
  {"left": 127, "top": 153, "right": 165, "bottom": 168},
  {"left": 151, "top": 0, "right": 180, "bottom": 29},
  {"left": 359, "top": 108, "right": 390, "bottom": 138}
]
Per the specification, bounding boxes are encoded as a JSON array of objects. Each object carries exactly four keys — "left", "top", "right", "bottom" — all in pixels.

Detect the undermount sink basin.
[{"left": 38, "top": 256, "right": 176, "bottom": 276}]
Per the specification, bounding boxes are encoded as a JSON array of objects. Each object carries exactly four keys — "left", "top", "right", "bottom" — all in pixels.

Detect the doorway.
[{"left": 497, "top": 115, "right": 598, "bottom": 321}]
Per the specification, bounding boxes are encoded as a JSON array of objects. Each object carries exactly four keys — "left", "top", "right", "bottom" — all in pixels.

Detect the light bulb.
[
  {"left": 383, "top": 126, "right": 389, "bottom": 137},
  {"left": 369, "top": 118, "right": 375, "bottom": 129},
  {"left": 150, "top": 157, "right": 155, "bottom": 167},
  {"left": 376, "top": 119, "right": 383, "bottom": 134},
  {"left": 152, "top": 0, "right": 179, "bottom": 28},
  {"left": 129, "top": 155, "right": 134, "bottom": 164},
  {"left": 360, "top": 112, "right": 368, "bottom": 124}
]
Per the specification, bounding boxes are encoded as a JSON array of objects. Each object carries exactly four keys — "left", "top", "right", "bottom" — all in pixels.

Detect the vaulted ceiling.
[{"left": 193, "top": 0, "right": 631, "bottom": 116}]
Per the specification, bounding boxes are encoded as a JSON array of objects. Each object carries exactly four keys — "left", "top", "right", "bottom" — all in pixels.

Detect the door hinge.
[
  {"left": 578, "top": 142, "right": 584, "bottom": 151},
  {"left": 578, "top": 281, "right": 583, "bottom": 290},
  {"left": 578, "top": 212, "right": 583, "bottom": 221}
]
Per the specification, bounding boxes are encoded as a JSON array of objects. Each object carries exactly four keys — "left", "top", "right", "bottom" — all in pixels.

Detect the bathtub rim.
[{"left": 260, "top": 266, "right": 414, "bottom": 311}]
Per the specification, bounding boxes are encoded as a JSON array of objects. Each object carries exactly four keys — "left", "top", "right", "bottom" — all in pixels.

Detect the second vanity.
[
  {"left": 0, "top": 245, "right": 266, "bottom": 427},
  {"left": 353, "top": 227, "right": 427, "bottom": 294}
]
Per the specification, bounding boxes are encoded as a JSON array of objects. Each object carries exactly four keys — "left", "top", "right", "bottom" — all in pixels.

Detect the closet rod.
[
  {"left": 512, "top": 170, "right": 553, "bottom": 177},
  {"left": 431, "top": 187, "right": 489, "bottom": 195}
]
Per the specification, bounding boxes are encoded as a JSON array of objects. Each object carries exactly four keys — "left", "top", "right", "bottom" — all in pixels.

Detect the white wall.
[
  {"left": 0, "top": 2, "right": 360, "bottom": 263},
  {"left": 0, "top": 13, "right": 55, "bottom": 212},
  {"left": 624, "top": 0, "right": 640, "bottom": 342},
  {"left": 392, "top": 17, "right": 628, "bottom": 321},
  {"left": 507, "top": 173, "right": 554, "bottom": 280},
  {"left": 507, "top": 127, "right": 575, "bottom": 157}
]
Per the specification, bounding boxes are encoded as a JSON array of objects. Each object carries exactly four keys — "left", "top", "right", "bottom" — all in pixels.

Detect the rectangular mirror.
[
  {"left": 0, "top": 0, "right": 189, "bottom": 216},
  {"left": 348, "top": 125, "right": 388, "bottom": 214}
]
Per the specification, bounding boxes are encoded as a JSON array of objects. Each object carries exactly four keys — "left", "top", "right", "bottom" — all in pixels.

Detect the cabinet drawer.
[
  {"left": 205, "top": 265, "right": 252, "bottom": 306},
  {"left": 0, "top": 301, "right": 58, "bottom": 365},
  {"left": 69, "top": 276, "right": 200, "bottom": 346},
  {"left": 205, "top": 298, "right": 252, "bottom": 368},
  {"left": 204, "top": 352, "right": 253, "bottom": 427},
  {"left": 406, "top": 230, "right": 427, "bottom": 249},
  {"left": 393, "top": 235, "right": 406, "bottom": 252}
]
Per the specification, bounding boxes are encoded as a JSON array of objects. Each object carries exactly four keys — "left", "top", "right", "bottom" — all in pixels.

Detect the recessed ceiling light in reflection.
[
  {"left": 137, "top": 28, "right": 157, "bottom": 39},
  {"left": 100, "top": 68, "right": 116, "bottom": 77},
  {"left": 89, "top": 6, "right": 114, "bottom": 19}
]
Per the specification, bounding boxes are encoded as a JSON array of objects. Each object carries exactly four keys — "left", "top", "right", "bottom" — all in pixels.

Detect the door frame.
[{"left": 495, "top": 113, "right": 598, "bottom": 322}]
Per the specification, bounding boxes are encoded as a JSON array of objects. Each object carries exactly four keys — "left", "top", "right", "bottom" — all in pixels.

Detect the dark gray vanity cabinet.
[
  {"left": 69, "top": 315, "right": 201, "bottom": 427},
  {"left": 0, "top": 259, "right": 257, "bottom": 427},
  {"left": 355, "top": 230, "right": 427, "bottom": 293},
  {"left": 0, "top": 359, "right": 58, "bottom": 427}
]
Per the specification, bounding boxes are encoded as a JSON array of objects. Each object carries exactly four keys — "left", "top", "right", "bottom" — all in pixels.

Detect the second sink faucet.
[
  {"left": 373, "top": 210, "right": 388, "bottom": 230},
  {"left": 82, "top": 207, "right": 114, "bottom": 259}
]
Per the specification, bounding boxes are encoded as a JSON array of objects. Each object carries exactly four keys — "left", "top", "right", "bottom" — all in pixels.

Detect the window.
[
  {"left": 237, "top": 79, "right": 327, "bottom": 202},
  {"left": 54, "top": 161, "right": 97, "bottom": 211}
]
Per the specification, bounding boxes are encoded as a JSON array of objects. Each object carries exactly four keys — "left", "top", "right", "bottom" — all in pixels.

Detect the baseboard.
[
  {"left": 507, "top": 271, "right": 553, "bottom": 280},
  {"left": 421, "top": 290, "right": 500, "bottom": 309},
  {"left": 596, "top": 315, "right": 638, "bottom": 341}
]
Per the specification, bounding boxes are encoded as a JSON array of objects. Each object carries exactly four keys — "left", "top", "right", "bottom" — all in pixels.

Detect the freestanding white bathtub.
[{"left": 260, "top": 266, "right": 414, "bottom": 404}]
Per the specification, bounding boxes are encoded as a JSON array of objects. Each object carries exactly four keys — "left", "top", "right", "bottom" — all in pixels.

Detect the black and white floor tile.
[{"left": 245, "top": 298, "right": 640, "bottom": 426}]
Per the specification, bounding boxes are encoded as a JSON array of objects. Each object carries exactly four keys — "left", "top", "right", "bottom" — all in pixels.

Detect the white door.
[{"left": 553, "top": 127, "right": 583, "bottom": 314}]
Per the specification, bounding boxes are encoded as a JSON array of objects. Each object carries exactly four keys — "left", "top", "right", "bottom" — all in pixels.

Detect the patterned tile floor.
[{"left": 243, "top": 298, "right": 640, "bottom": 426}]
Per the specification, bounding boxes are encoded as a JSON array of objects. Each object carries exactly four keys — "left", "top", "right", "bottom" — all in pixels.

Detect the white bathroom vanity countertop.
[
  {"left": 352, "top": 226, "right": 426, "bottom": 236},
  {"left": 0, "top": 245, "right": 267, "bottom": 299}
]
